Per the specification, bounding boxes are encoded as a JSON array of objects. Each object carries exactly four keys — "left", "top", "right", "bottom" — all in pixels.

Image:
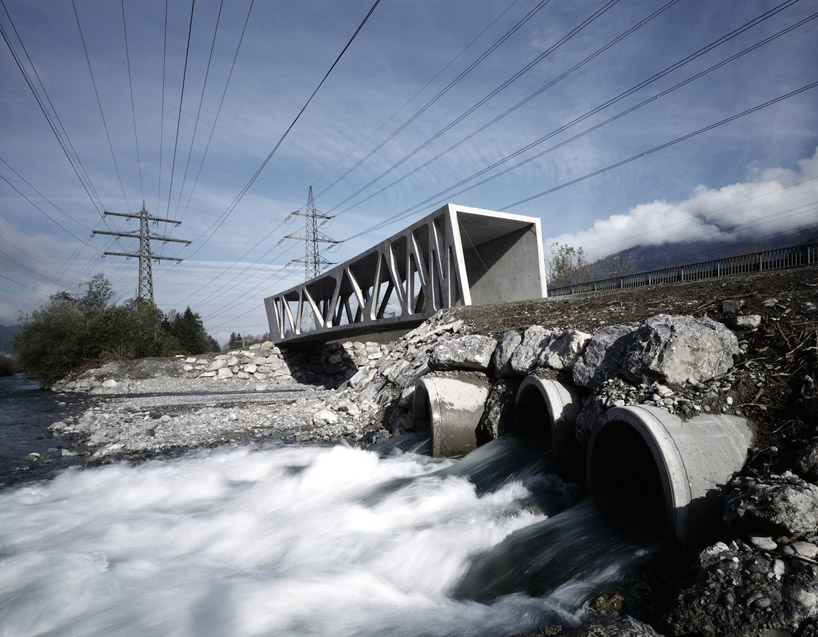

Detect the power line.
[
  {"left": 157, "top": 0, "right": 168, "bottom": 214},
  {"left": 186, "top": 0, "right": 383, "bottom": 255},
  {"left": 165, "top": 0, "right": 197, "bottom": 219},
  {"left": 120, "top": 0, "right": 144, "bottom": 201},
  {"left": 70, "top": 0, "right": 132, "bottom": 210},
  {"left": 346, "top": 1, "right": 811, "bottom": 240},
  {"left": 327, "top": 0, "right": 622, "bottom": 214},
  {"left": 334, "top": 0, "right": 681, "bottom": 218},
  {"left": 177, "top": 0, "right": 255, "bottom": 222},
  {"left": 174, "top": 0, "right": 225, "bottom": 220},
  {"left": 0, "top": 154, "right": 94, "bottom": 232},
  {"left": 503, "top": 81, "right": 818, "bottom": 209},
  {"left": 170, "top": 0, "right": 516, "bottom": 307},
  {"left": 314, "top": 0, "right": 548, "bottom": 200},
  {"left": 0, "top": 3, "right": 106, "bottom": 216}
]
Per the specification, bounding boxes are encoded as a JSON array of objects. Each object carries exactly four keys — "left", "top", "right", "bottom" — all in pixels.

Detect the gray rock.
[
  {"left": 795, "top": 438, "right": 818, "bottom": 481},
  {"left": 493, "top": 330, "right": 521, "bottom": 378},
  {"left": 572, "top": 325, "right": 633, "bottom": 388},
  {"left": 722, "top": 299, "right": 745, "bottom": 313},
  {"left": 537, "top": 328, "right": 591, "bottom": 371},
  {"left": 102, "top": 379, "right": 118, "bottom": 388},
  {"left": 476, "top": 378, "right": 521, "bottom": 443},
  {"left": 429, "top": 334, "right": 497, "bottom": 372},
  {"left": 622, "top": 314, "right": 738, "bottom": 386},
  {"left": 510, "top": 326, "right": 554, "bottom": 375},
  {"left": 575, "top": 395, "right": 607, "bottom": 445},
  {"left": 725, "top": 472, "right": 818, "bottom": 538},
  {"left": 312, "top": 409, "right": 339, "bottom": 427},
  {"left": 728, "top": 314, "right": 762, "bottom": 330},
  {"left": 667, "top": 540, "right": 818, "bottom": 637}
]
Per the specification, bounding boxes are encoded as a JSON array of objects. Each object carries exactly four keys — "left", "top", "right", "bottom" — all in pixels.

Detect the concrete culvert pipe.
[
  {"left": 514, "top": 376, "right": 582, "bottom": 479},
  {"left": 412, "top": 373, "right": 490, "bottom": 457},
  {"left": 587, "top": 405, "right": 755, "bottom": 546}
]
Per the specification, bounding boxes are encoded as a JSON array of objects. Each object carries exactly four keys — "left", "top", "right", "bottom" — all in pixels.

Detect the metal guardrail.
[{"left": 548, "top": 243, "right": 817, "bottom": 297}]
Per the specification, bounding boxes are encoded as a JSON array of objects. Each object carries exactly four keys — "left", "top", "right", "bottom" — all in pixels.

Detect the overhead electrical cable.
[
  {"left": 0, "top": 4, "right": 106, "bottom": 217},
  {"left": 0, "top": 155, "right": 94, "bottom": 231},
  {"left": 120, "top": 0, "right": 144, "bottom": 201},
  {"left": 177, "top": 0, "right": 255, "bottom": 222},
  {"left": 171, "top": 0, "right": 518, "bottom": 303},
  {"left": 314, "top": 0, "right": 539, "bottom": 200},
  {"left": 327, "top": 0, "right": 622, "bottom": 214},
  {"left": 165, "top": 0, "right": 196, "bottom": 219},
  {"left": 70, "top": 0, "right": 132, "bottom": 211},
  {"left": 157, "top": 0, "right": 168, "bottom": 214},
  {"left": 0, "top": 173, "right": 97, "bottom": 246},
  {"left": 344, "top": 2, "right": 810, "bottom": 240},
  {"left": 502, "top": 81, "right": 818, "bottom": 209},
  {"left": 185, "top": 0, "right": 383, "bottom": 256},
  {"left": 335, "top": 0, "right": 681, "bottom": 216},
  {"left": 174, "top": 0, "right": 225, "bottom": 221}
]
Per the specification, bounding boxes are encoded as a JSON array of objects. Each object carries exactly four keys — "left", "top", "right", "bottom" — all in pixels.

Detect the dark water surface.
[{"left": 0, "top": 374, "right": 90, "bottom": 487}]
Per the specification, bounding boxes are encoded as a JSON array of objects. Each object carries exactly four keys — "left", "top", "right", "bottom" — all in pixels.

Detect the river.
[{"left": 0, "top": 376, "right": 656, "bottom": 636}]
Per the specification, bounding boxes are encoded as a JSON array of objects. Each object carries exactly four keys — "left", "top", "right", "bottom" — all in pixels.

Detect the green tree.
[{"left": 13, "top": 293, "right": 89, "bottom": 384}]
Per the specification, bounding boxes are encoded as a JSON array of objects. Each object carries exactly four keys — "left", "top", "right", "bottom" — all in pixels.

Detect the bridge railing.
[{"left": 548, "top": 243, "right": 817, "bottom": 297}]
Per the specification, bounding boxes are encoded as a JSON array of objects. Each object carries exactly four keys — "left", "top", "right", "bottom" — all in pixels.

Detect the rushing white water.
[{"left": 0, "top": 440, "right": 646, "bottom": 636}]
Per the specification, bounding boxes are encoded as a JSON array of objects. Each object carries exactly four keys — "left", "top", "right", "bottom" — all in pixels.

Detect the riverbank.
[{"left": 3, "top": 267, "right": 817, "bottom": 636}]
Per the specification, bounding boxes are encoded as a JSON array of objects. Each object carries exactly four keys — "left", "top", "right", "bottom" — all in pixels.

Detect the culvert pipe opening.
[
  {"left": 587, "top": 405, "right": 755, "bottom": 546},
  {"left": 410, "top": 374, "right": 489, "bottom": 458},
  {"left": 514, "top": 376, "right": 581, "bottom": 479}
]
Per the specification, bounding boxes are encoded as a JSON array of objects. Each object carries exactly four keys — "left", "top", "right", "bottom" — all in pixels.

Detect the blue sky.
[{"left": 1, "top": 0, "right": 817, "bottom": 345}]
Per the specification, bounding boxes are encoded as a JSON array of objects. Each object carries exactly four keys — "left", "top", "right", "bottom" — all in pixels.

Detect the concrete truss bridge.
[{"left": 264, "top": 204, "right": 546, "bottom": 345}]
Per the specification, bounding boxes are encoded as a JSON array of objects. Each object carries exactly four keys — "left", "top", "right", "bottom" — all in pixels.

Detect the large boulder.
[
  {"left": 572, "top": 325, "right": 634, "bottom": 388},
  {"left": 429, "top": 334, "right": 497, "bottom": 372},
  {"left": 725, "top": 472, "right": 818, "bottom": 539},
  {"left": 510, "top": 326, "right": 555, "bottom": 375},
  {"left": 493, "top": 330, "right": 521, "bottom": 378},
  {"left": 537, "top": 328, "right": 592, "bottom": 371},
  {"left": 621, "top": 315, "right": 738, "bottom": 386}
]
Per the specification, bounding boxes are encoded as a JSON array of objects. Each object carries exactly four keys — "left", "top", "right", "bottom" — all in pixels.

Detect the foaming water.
[{"left": 0, "top": 442, "right": 647, "bottom": 636}]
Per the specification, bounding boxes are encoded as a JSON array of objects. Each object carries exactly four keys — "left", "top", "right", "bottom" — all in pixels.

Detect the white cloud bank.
[{"left": 545, "top": 147, "right": 818, "bottom": 260}]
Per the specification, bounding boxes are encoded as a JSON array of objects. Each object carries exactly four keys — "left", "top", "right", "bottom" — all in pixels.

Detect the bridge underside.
[{"left": 264, "top": 204, "right": 546, "bottom": 345}]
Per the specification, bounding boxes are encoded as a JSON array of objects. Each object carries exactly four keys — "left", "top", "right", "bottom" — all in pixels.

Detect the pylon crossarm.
[{"left": 103, "top": 210, "right": 181, "bottom": 226}]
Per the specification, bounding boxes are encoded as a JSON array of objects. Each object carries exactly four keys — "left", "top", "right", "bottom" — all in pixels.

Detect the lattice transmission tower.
[
  {"left": 93, "top": 201, "right": 190, "bottom": 304},
  {"left": 279, "top": 186, "right": 338, "bottom": 281}
]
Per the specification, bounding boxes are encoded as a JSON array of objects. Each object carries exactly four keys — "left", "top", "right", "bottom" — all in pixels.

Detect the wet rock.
[
  {"left": 725, "top": 472, "right": 818, "bottom": 538},
  {"left": 666, "top": 540, "right": 818, "bottom": 636},
  {"left": 23, "top": 452, "right": 41, "bottom": 462},
  {"left": 429, "top": 334, "right": 497, "bottom": 372},
  {"left": 572, "top": 325, "right": 633, "bottom": 388},
  {"left": 493, "top": 330, "right": 521, "bottom": 378},
  {"left": 622, "top": 314, "right": 739, "bottom": 385},
  {"left": 570, "top": 615, "right": 660, "bottom": 636}
]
